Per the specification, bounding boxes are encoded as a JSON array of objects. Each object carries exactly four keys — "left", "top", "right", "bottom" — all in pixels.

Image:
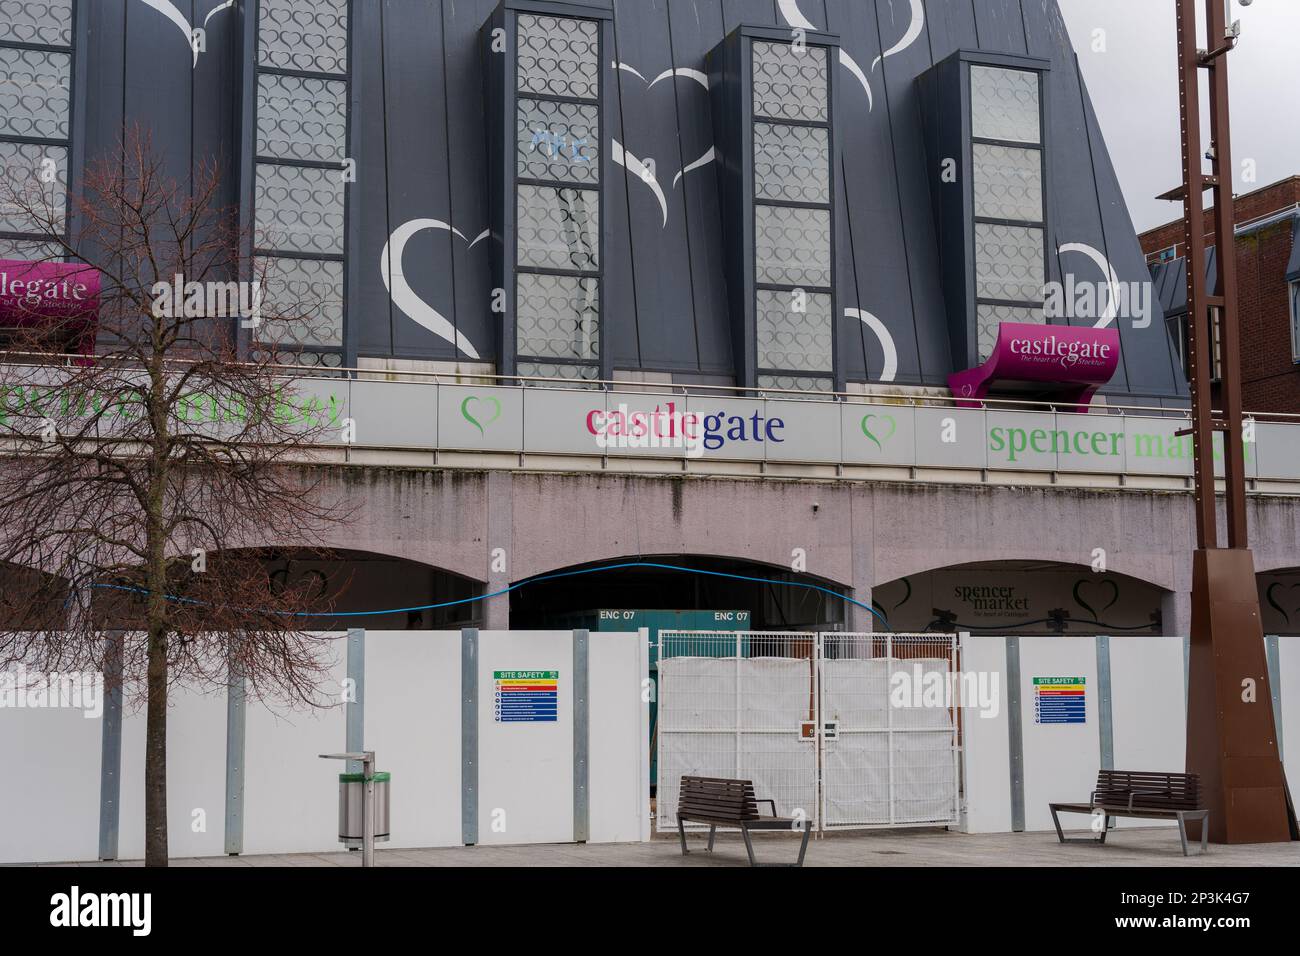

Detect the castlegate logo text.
[
  {"left": 1008, "top": 333, "right": 1113, "bottom": 370},
  {"left": 0, "top": 269, "right": 93, "bottom": 311},
  {"left": 586, "top": 402, "right": 786, "bottom": 457}
]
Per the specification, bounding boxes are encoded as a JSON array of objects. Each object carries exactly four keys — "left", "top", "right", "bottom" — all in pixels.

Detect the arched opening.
[
  {"left": 1259, "top": 568, "right": 1300, "bottom": 636},
  {"left": 510, "top": 554, "right": 848, "bottom": 631},
  {"left": 0, "top": 561, "right": 70, "bottom": 631},
  {"left": 873, "top": 560, "right": 1169, "bottom": 635},
  {"left": 91, "top": 548, "right": 483, "bottom": 631},
  {"left": 510, "top": 554, "right": 850, "bottom": 798}
]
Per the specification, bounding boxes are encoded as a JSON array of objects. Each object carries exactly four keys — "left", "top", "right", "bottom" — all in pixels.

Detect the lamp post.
[{"left": 1166, "top": 0, "right": 1297, "bottom": 843}]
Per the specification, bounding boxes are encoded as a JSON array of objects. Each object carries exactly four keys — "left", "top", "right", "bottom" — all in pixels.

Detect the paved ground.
[{"left": 43, "top": 826, "right": 1300, "bottom": 867}]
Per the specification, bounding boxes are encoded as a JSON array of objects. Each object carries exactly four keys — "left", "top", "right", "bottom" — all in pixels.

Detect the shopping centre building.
[{"left": 2, "top": 0, "right": 1300, "bottom": 640}]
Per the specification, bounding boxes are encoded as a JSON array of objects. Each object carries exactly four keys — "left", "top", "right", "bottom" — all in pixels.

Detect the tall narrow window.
[
  {"left": 710, "top": 27, "right": 840, "bottom": 394},
  {"left": 970, "top": 65, "right": 1046, "bottom": 362},
  {"left": 1289, "top": 280, "right": 1300, "bottom": 363},
  {"left": 0, "top": 0, "right": 73, "bottom": 263},
  {"left": 514, "top": 14, "right": 601, "bottom": 382},
  {"left": 752, "top": 41, "right": 834, "bottom": 394},
  {"left": 249, "top": 0, "right": 350, "bottom": 369},
  {"left": 484, "top": 4, "right": 609, "bottom": 384}
]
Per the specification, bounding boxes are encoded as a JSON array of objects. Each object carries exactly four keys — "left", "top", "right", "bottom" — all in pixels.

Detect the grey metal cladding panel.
[
  {"left": 610, "top": 0, "right": 701, "bottom": 373},
  {"left": 1079, "top": 82, "right": 1185, "bottom": 398},
  {"left": 382, "top": 0, "right": 463, "bottom": 361},
  {"left": 823, "top": 0, "right": 920, "bottom": 386},
  {"left": 709, "top": 29, "right": 749, "bottom": 382},
  {"left": 80, "top": 0, "right": 126, "bottom": 207},
  {"left": 972, "top": 0, "right": 1028, "bottom": 54},
  {"left": 443, "top": 0, "right": 502, "bottom": 364},
  {"left": 602, "top": 8, "right": 638, "bottom": 369},
  {"left": 351, "top": 0, "right": 394, "bottom": 356},
  {"left": 194, "top": 0, "right": 239, "bottom": 217},
  {"left": 1151, "top": 257, "right": 1187, "bottom": 319},
  {"left": 868, "top": 0, "right": 952, "bottom": 386},
  {"left": 922, "top": 0, "right": 978, "bottom": 58},
  {"left": 722, "top": 0, "right": 781, "bottom": 30},
  {"left": 122, "top": 0, "right": 193, "bottom": 188},
  {"left": 665, "top": 0, "right": 734, "bottom": 377}
]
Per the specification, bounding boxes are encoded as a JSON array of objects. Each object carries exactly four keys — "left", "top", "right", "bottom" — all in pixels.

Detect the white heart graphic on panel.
[
  {"left": 381, "top": 219, "right": 488, "bottom": 360},
  {"left": 136, "top": 0, "right": 234, "bottom": 68}
]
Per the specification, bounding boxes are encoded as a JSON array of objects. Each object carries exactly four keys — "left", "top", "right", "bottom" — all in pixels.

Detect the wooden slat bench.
[
  {"left": 676, "top": 776, "right": 810, "bottom": 867},
  {"left": 1049, "top": 770, "right": 1210, "bottom": 856}
]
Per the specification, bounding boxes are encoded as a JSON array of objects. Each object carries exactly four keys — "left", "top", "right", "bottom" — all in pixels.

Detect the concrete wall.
[{"left": 258, "top": 468, "right": 1300, "bottom": 634}]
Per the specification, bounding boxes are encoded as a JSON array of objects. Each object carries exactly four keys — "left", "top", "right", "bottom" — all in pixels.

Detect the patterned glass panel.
[
  {"left": 257, "top": 73, "right": 347, "bottom": 164},
  {"left": 254, "top": 256, "right": 344, "bottom": 348},
  {"left": 976, "top": 305, "right": 1043, "bottom": 362},
  {"left": 0, "top": 237, "right": 62, "bottom": 261},
  {"left": 517, "top": 99, "right": 599, "bottom": 184},
  {"left": 517, "top": 14, "right": 599, "bottom": 101},
  {"left": 517, "top": 361, "right": 600, "bottom": 384},
  {"left": 971, "top": 66, "right": 1040, "bottom": 144},
  {"left": 0, "top": 47, "right": 70, "bottom": 139},
  {"left": 752, "top": 41, "right": 828, "bottom": 122},
  {"left": 254, "top": 163, "right": 344, "bottom": 255},
  {"left": 975, "top": 222, "right": 1043, "bottom": 303},
  {"left": 259, "top": 0, "right": 348, "bottom": 75},
  {"left": 517, "top": 272, "right": 599, "bottom": 361},
  {"left": 0, "top": 140, "right": 66, "bottom": 233},
  {"left": 757, "top": 374, "right": 832, "bottom": 395},
  {"left": 973, "top": 143, "right": 1042, "bottom": 223},
  {"left": 754, "top": 123, "right": 829, "bottom": 205},
  {"left": 517, "top": 185, "right": 599, "bottom": 272},
  {"left": 755, "top": 205, "right": 830, "bottom": 288},
  {"left": 756, "top": 289, "right": 832, "bottom": 373},
  {"left": 0, "top": 0, "right": 73, "bottom": 46}
]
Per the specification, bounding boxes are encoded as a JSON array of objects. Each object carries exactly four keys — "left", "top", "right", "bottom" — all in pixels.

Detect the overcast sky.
[{"left": 1057, "top": 0, "right": 1300, "bottom": 233}]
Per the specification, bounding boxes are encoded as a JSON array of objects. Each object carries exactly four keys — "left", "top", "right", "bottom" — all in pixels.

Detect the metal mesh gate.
[
  {"left": 819, "top": 633, "right": 960, "bottom": 828},
  {"left": 656, "top": 630, "right": 960, "bottom": 832},
  {"left": 656, "top": 631, "right": 818, "bottom": 831}
]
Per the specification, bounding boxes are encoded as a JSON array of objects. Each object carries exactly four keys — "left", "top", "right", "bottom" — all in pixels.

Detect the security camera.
[{"left": 812, "top": 502, "right": 820, "bottom": 514}]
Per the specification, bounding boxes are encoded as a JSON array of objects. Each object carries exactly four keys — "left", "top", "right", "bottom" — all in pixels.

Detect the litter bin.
[{"left": 338, "top": 772, "right": 391, "bottom": 845}]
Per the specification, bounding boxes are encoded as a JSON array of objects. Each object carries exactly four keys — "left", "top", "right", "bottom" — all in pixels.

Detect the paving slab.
[{"left": 41, "top": 826, "right": 1300, "bottom": 868}]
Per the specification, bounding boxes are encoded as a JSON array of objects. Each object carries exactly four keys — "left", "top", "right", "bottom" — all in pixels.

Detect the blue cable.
[{"left": 91, "top": 560, "right": 891, "bottom": 627}]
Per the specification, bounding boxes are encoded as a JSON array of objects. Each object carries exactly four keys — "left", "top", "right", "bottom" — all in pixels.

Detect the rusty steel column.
[{"left": 1174, "top": 0, "right": 1297, "bottom": 844}]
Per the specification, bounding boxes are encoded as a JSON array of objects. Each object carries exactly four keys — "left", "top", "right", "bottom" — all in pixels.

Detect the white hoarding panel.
[
  {"left": 476, "top": 630, "right": 574, "bottom": 845},
  {"left": 365, "top": 631, "right": 462, "bottom": 849}
]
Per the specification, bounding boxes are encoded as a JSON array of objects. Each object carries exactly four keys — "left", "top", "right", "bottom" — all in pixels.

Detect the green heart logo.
[
  {"left": 461, "top": 395, "right": 501, "bottom": 435},
  {"left": 1072, "top": 579, "right": 1119, "bottom": 622},
  {"left": 860, "top": 413, "right": 896, "bottom": 451}
]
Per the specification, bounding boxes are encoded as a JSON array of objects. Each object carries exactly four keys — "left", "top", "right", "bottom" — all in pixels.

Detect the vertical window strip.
[
  {"left": 969, "top": 65, "right": 1046, "bottom": 362},
  {"left": 250, "top": 0, "right": 350, "bottom": 368},
  {"left": 751, "top": 41, "right": 833, "bottom": 391},
  {"left": 0, "top": 0, "right": 74, "bottom": 261},
  {"left": 512, "top": 13, "right": 602, "bottom": 383}
]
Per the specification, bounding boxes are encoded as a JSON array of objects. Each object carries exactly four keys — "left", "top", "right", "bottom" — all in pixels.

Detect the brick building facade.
[{"left": 1141, "top": 177, "right": 1300, "bottom": 413}]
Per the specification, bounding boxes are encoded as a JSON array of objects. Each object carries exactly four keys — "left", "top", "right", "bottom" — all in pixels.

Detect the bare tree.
[{"left": 0, "top": 128, "right": 354, "bottom": 866}]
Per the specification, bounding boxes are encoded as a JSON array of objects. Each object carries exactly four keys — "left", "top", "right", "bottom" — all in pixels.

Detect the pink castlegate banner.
[
  {"left": 0, "top": 258, "right": 100, "bottom": 364},
  {"left": 948, "top": 322, "right": 1121, "bottom": 413}
]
